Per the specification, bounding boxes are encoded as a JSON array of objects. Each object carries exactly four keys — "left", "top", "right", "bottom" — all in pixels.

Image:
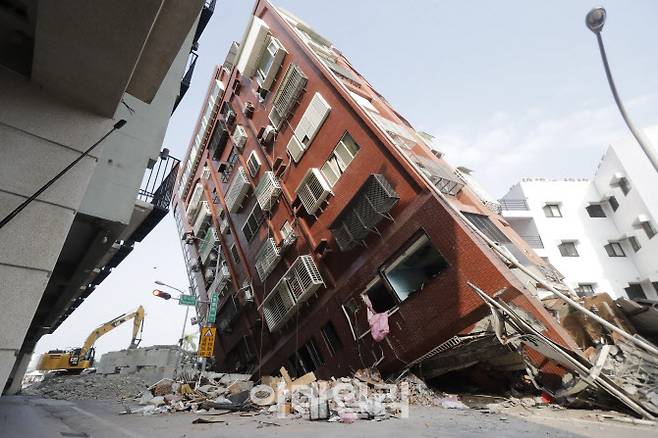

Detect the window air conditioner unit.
[
  {"left": 186, "top": 184, "right": 204, "bottom": 220},
  {"left": 232, "top": 124, "right": 248, "bottom": 150},
  {"left": 255, "top": 171, "right": 282, "bottom": 212},
  {"left": 240, "top": 284, "right": 255, "bottom": 303},
  {"left": 192, "top": 201, "right": 211, "bottom": 236},
  {"left": 296, "top": 168, "right": 332, "bottom": 215},
  {"left": 259, "top": 125, "right": 275, "bottom": 146},
  {"left": 224, "top": 167, "right": 250, "bottom": 213}
]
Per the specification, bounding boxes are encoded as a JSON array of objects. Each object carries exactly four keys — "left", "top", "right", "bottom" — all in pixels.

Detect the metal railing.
[
  {"left": 138, "top": 150, "right": 180, "bottom": 209},
  {"left": 521, "top": 234, "right": 544, "bottom": 249},
  {"left": 498, "top": 199, "right": 529, "bottom": 211}
]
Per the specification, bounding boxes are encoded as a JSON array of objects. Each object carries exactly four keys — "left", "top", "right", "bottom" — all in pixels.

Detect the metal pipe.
[
  {"left": 0, "top": 120, "right": 127, "bottom": 230},
  {"left": 595, "top": 32, "right": 658, "bottom": 171}
]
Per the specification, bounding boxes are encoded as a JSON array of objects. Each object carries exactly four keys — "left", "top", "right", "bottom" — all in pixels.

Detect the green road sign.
[
  {"left": 178, "top": 294, "right": 196, "bottom": 306},
  {"left": 207, "top": 293, "right": 219, "bottom": 324}
]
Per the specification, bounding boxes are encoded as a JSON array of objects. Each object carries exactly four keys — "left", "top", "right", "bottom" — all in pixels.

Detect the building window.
[
  {"left": 463, "top": 213, "right": 511, "bottom": 243},
  {"left": 280, "top": 220, "right": 295, "bottom": 243},
  {"left": 364, "top": 280, "right": 398, "bottom": 313},
  {"left": 320, "top": 132, "right": 360, "bottom": 187},
  {"left": 586, "top": 204, "right": 606, "bottom": 218},
  {"left": 242, "top": 203, "right": 265, "bottom": 242},
  {"left": 381, "top": 233, "right": 448, "bottom": 302},
  {"left": 604, "top": 242, "right": 625, "bottom": 257},
  {"left": 256, "top": 38, "right": 284, "bottom": 85},
  {"left": 641, "top": 221, "right": 656, "bottom": 239},
  {"left": 558, "top": 241, "right": 579, "bottom": 257},
  {"left": 625, "top": 283, "right": 646, "bottom": 300},
  {"left": 230, "top": 244, "right": 240, "bottom": 265},
  {"left": 575, "top": 283, "right": 596, "bottom": 297},
  {"left": 608, "top": 196, "right": 619, "bottom": 212},
  {"left": 320, "top": 321, "right": 343, "bottom": 356},
  {"left": 628, "top": 236, "right": 641, "bottom": 253},
  {"left": 246, "top": 151, "right": 261, "bottom": 177},
  {"left": 288, "top": 338, "right": 324, "bottom": 377},
  {"left": 543, "top": 203, "right": 562, "bottom": 218},
  {"left": 618, "top": 177, "right": 631, "bottom": 196}
]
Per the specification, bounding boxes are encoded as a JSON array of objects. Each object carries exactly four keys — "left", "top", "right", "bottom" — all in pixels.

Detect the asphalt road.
[{"left": 1, "top": 395, "right": 655, "bottom": 438}]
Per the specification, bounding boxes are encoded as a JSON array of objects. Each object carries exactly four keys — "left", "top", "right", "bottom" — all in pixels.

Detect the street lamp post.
[{"left": 586, "top": 6, "right": 658, "bottom": 171}]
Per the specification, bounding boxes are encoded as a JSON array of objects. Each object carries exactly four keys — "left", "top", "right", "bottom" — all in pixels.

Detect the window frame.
[
  {"left": 618, "top": 177, "right": 631, "bottom": 196},
  {"left": 586, "top": 204, "right": 606, "bottom": 218},
  {"left": 246, "top": 151, "right": 261, "bottom": 178},
  {"left": 628, "top": 235, "right": 641, "bottom": 253},
  {"left": 575, "top": 283, "right": 596, "bottom": 297},
  {"left": 320, "top": 132, "right": 360, "bottom": 187},
  {"left": 230, "top": 244, "right": 240, "bottom": 265},
  {"left": 320, "top": 321, "right": 343, "bottom": 357},
  {"left": 604, "top": 241, "right": 626, "bottom": 257},
  {"left": 463, "top": 212, "right": 511, "bottom": 243},
  {"left": 543, "top": 203, "right": 562, "bottom": 218},
  {"left": 641, "top": 221, "right": 656, "bottom": 239},
  {"left": 608, "top": 196, "right": 619, "bottom": 212},
  {"left": 625, "top": 283, "right": 646, "bottom": 300},
  {"left": 379, "top": 232, "right": 448, "bottom": 302},
  {"left": 558, "top": 241, "right": 579, "bottom": 257},
  {"left": 242, "top": 203, "right": 265, "bottom": 243}
]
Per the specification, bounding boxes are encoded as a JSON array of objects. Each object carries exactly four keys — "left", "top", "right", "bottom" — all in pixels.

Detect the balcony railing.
[
  {"left": 138, "top": 151, "right": 180, "bottom": 209},
  {"left": 521, "top": 235, "right": 544, "bottom": 249},
  {"left": 498, "top": 199, "right": 529, "bottom": 211}
]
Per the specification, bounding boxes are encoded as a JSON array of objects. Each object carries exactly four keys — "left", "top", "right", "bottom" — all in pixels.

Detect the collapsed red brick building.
[{"left": 171, "top": 1, "right": 657, "bottom": 417}]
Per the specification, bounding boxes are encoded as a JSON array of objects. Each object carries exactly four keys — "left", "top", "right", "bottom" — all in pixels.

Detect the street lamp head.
[
  {"left": 154, "top": 280, "right": 165, "bottom": 286},
  {"left": 586, "top": 6, "right": 606, "bottom": 33}
]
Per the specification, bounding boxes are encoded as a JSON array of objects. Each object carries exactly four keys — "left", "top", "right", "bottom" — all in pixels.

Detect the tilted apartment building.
[{"left": 174, "top": 1, "right": 581, "bottom": 386}]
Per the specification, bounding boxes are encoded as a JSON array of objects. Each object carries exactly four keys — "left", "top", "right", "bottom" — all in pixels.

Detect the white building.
[{"left": 500, "top": 127, "right": 658, "bottom": 301}]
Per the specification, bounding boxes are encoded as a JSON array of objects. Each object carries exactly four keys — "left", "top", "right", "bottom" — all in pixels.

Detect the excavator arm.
[{"left": 79, "top": 305, "right": 145, "bottom": 360}]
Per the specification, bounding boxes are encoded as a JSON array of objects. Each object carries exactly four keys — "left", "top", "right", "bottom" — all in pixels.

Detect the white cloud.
[{"left": 433, "top": 94, "right": 657, "bottom": 197}]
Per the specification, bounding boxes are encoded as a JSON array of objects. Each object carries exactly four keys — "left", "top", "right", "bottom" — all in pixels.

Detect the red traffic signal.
[{"left": 152, "top": 289, "right": 172, "bottom": 300}]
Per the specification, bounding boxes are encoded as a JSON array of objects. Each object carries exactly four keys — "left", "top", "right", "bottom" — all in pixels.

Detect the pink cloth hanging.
[{"left": 361, "top": 295, "right": 389, "bottom": 342}]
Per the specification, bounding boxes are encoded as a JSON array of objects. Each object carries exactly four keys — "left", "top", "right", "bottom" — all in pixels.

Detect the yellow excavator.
[{"left": 37, "top": 305, "right": 145, "bottom": 373}]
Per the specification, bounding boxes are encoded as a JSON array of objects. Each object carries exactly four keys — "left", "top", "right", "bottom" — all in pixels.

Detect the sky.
[{"left": 33, "top": 0, "right": 658, "bottom": 366}]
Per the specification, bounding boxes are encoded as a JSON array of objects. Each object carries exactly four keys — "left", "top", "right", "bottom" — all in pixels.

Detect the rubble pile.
[
  {"left": 121, "top": 367, "right": 467, "bottom": 422},
  {"left": 24, "top": 373, "right": 150, "bottom": 401}
]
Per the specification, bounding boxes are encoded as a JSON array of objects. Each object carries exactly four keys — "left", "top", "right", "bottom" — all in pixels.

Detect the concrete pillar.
[{"left": 3, "top": 351, "right": 33, "bottom": 395}]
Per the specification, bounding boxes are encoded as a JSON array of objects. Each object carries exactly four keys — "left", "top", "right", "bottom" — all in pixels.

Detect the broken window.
[
  {"left": 320, "top": 321, "right": 343, "bottom": 356},
  {"left": 586, "top": 204, "right": 606, "bottom": 218},
  {"left": 364, "top": 280, "right": 398, "bottom": 313},
  {"left": 463, "top": 212, "right": 511, "bottom": 243},
  {"left": 558, "top": 241, "right": 579, "bottom": 257},
  {"left": 543, "top": 203, "right": 562, "bottom": 218},
  {"left": 625, "top": 283, "right": 646, "bottom": 300},
  {"left": 381, "top": 233, "right": 448, "bottom": 302}
]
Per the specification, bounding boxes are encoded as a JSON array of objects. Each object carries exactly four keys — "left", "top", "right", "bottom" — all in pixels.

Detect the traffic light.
[{"left": 152, "top": 289, "right": 172, "bottom": 300}]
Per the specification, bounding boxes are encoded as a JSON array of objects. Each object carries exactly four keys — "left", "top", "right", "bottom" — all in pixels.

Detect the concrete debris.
[
  {"left": 23, "top": 373, "right": 150, "bottom": 401},
  {"left": 101, "top": 367, "right": 466, "bottom": 423}
]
